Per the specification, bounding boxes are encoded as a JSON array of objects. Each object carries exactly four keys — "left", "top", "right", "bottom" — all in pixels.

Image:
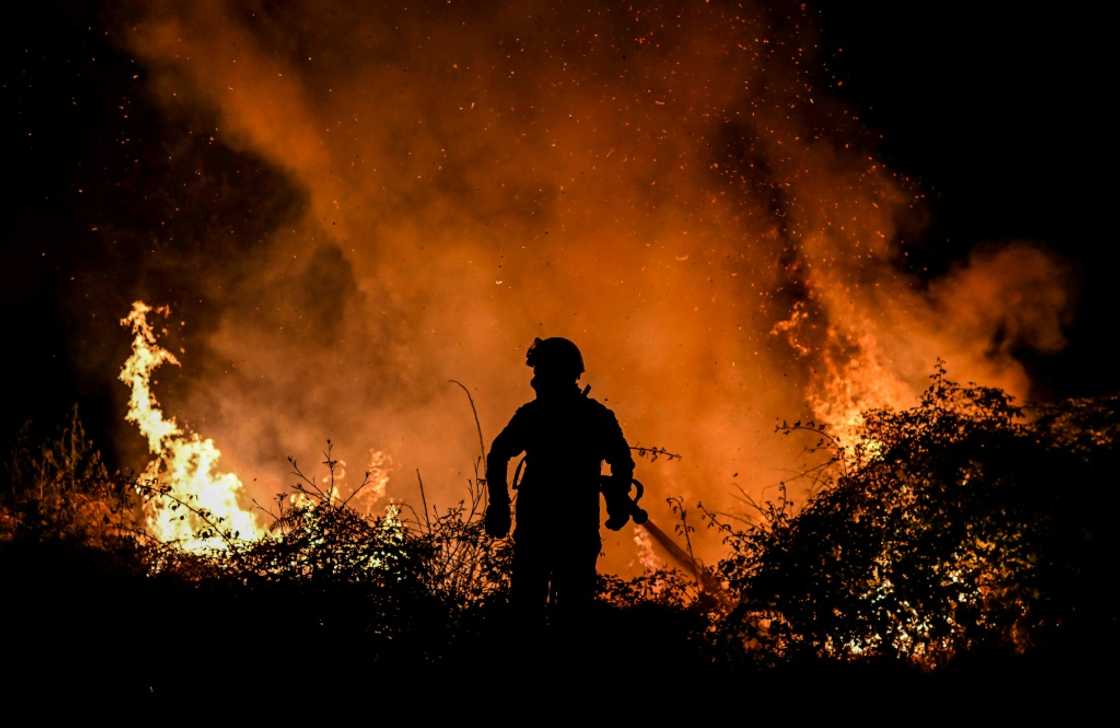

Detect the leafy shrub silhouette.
[
  {"left": 2, "top": 422, "right": 515, "bottom": 691},
  {"left": 3, "top": 365, "right": 1119, "bottom": 693},
  {"left": 708, "top": 364, "right": 1120, "bottom": 667}
]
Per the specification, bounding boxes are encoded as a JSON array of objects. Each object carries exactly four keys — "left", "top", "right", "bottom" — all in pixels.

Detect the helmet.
[{"left": 526, "top": 337, "right": 584, "bottom": 379}]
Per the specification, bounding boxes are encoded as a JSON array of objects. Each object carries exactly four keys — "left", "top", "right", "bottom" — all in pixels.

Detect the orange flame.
[{"left": 119, "top": 301, "right": 264, "bottom": 551}]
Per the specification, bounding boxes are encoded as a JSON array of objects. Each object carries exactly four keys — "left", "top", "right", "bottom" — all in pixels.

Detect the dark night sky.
[
  {"left": 1, "top": 1, "right": 1112, "bottom": 448},
  {"left": 814, "top": 2, "right": 1112, "bottom": 400}
]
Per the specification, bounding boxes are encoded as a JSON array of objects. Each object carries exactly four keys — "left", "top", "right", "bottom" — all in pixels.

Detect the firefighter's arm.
[
  {"left": 483, "top": 410, "right": 525, "bottom": 537},
  {"left": 602, "top": 410, "right": 636, "bottom": 531}
]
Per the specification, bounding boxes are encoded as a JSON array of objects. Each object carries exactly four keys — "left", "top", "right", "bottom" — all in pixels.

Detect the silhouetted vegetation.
[
  {"left": 3, "top": 366, "right": 1117, "bottom": 695},
  {"left": 707, "top": 365, "right": 1119, "bottom": 671}
]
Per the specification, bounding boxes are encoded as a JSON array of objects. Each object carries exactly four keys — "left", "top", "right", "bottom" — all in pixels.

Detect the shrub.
[
  {"left": 1, "top": 405, "right": 142, "bottom": 544},
  {"left": 709, "top": 364, "right": 1120, "bottom": 667}
]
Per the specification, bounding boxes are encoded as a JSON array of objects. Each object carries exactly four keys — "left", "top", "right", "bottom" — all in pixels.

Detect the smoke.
[{"left": 112, "top": 0, "right": 1070, "bottom": 571}]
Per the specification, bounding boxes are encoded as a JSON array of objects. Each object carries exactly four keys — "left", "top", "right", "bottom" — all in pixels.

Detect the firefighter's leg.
[
  {"left": 511, "top": 535, "right": 550, "bottom": 634},
  {"left": 550, "top": 533, "right": 602, "bottom": 644}
]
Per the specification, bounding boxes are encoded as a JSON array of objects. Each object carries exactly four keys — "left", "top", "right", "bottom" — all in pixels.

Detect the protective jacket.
[{"left": 486, "top": 386, "right": 634, "bottom": 540}]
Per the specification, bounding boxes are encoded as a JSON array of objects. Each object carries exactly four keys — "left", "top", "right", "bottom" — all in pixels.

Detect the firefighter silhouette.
[{"left": 485, "top": 337, "right": 635, "bottom": 621}]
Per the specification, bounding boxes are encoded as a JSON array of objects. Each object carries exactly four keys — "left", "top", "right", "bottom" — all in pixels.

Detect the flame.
[
  {"left": 808, "top": 328, "right": 921, "bottom": 445},
  {"left": 119, "top": 301, "right": 264, "bottom": 551}
]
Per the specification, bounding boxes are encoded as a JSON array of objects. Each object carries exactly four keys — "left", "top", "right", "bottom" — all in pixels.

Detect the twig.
[
  {"left": 250, "top": 496, "right": 281, "bottom": 523},
  {"left": 397, "top": 502, "right": 426, "bottom": 531},
  {"left": 339, "top": 471, "right": 375, "bottom": 509},
  {"left": 667, "top": 495, "right": 697, "bottom": 565},
  {"left": 449, "top": 379, "right": 486, "bottom": 469},
  {"left": 287, "top": 457, "right": 329, "bottom": 500},
  {"left": 134, "top": 481, "right": 240, "bottom": 551},
  {"left": 416, "top": 468, "right": 432, "bottom": 533},
  {"left": 630, "top": 445, "right": 683, "bottom": 462}
]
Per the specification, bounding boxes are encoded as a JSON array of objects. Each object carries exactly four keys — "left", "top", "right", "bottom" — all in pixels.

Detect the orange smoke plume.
[{"left": 113, "top": 1, "right": 1071, "bottom": 570}]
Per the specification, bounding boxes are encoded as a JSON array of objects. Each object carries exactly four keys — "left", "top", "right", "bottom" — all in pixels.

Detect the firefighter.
[{"left": 484, "top": 337, "right": 635, "bottom": 623}]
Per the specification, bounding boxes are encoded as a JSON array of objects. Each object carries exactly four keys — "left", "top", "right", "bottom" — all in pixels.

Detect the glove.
[
  {"left": 485, "top": 500, "right": 511, "bottom": 538},
  {"left": 604, "top": 493, "right": 631, "bottom": 531}
]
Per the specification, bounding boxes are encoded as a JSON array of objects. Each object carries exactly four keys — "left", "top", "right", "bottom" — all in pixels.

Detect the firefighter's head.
[{"left": 526, "top": 337, "right": 584, "bottom": 393}]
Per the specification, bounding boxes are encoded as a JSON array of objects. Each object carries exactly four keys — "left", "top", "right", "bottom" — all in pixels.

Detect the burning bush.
[
  {"left": 709, "top": 364, "right": 1120, "bottom": 667},
  {"left": 1, "top": 406, "right": 142, "bottom": 545}
]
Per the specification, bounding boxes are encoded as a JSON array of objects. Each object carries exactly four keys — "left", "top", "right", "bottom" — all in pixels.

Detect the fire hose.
[
  {"left": 463, "top": 381, "right": 721, "bottom": 594},
  {"left": 510, "top": 458, "right": 723, "bottom": 597},
  {"left": 612, "top": 477, "right": 723, "bottom": 595}
]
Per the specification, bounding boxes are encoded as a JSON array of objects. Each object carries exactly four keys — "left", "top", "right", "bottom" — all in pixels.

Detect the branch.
[
  {"left": 630, "top": 445, "right": 683, "bottom": 462},
  {"left": 134, "top": 480, "right": 240, "bottom": 551},
  {"left": 449, "top": 379, "right": 486, "bottom": 468},
  {"left": 416, "top": 468, "right": 432, "bottom": 533}
]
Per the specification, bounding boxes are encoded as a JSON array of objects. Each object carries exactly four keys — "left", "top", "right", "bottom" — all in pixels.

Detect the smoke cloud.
[{"left": 112, "top": 0, "right": 1071, "bottom": 571}]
